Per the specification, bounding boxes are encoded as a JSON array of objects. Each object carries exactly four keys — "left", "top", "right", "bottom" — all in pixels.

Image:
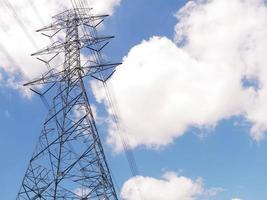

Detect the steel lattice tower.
[{"left": 17, "top": 7, "right": 120, "bottom": 200}]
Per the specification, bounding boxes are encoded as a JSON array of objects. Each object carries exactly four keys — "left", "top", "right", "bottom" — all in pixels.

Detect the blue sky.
[{"left": 0, "top": 0, "right": 267, "bottom": 199}]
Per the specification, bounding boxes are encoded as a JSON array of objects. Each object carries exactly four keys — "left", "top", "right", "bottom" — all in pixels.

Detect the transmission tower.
[{"left": 17, "top": 7, "right": 121, "bottom": 200}]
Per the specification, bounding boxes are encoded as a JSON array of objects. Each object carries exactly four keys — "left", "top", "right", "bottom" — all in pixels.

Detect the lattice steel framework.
[{"left": 17, "top": 7, "right": 120, "bottom": 200}]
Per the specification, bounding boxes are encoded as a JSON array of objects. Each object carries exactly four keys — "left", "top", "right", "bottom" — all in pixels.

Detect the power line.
[
  {"left": 72, "top": 0, "right": 141, "bottom": 177},
  {"left": 103, "top": 82, "right": 140, "bottom": 176},
  {"left": 2, "top": 0, "right": 39, "bottom": 49},
  {"left": 102, "top": 83, "right": 145, "bottom": 199},
  {"left": 67, "top": 5, "right": 142, "bottom": 200},
  {"left": 27, "top": 0, "right": 45, "bottom": 26}
]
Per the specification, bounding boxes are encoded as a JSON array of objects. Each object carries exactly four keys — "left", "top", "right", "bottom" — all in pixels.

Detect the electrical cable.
[
  {"left": 72, "top": 0, "right": 141, "bottom": 178},
  {"left": 3, "top": 0, "right": 39, "bottom": 49},
  {"left": 27, "top": 0, "right": 45, "bottom": 26}
]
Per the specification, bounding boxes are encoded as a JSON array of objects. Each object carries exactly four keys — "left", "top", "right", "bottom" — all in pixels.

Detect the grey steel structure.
[{"left": 17, "top": 7, "right": 120, "bottom": 200}]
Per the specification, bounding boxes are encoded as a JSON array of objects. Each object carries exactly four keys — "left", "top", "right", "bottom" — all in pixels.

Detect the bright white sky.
[{"left": 0, "top": 0, "right": 267, "bottom": 199}]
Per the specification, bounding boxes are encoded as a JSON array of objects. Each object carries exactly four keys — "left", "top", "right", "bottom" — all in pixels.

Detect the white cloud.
[
  {"left": 74, "top": 187, "right": 90, "bottom": 198},
  {"left": 73, "top": 103, "right": 105, "bottom": 125},
  {"left": 88, "top": 0, "right": 122, "bottom": 15},
  {"left": 121, "top": 171, "right": 222, "bottom": 200},
  {"left": 0, "top": 0, "right": 66, "bottom": 96},
  {"left": 0, "top": 0, "right": 121, "bottom": 96},
  {"left": 232, "top": 198, "right": 242, "bottom": 200},
  {"left": 91, "top": 0, "right": 267, "bottom": 151},
  {"left": 175, "top": 0, "right": 267, "bottom": 141}
]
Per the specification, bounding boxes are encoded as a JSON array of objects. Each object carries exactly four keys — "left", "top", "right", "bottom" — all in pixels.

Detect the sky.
[{"left": 0, "top": 0, "right": 267, "bottom": 199}]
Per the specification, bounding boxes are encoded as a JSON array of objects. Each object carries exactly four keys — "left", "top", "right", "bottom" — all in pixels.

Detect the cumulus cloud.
[
  {"left": 91, "top": 0, "right": 267, "bottom": 151},
  {"left": 88, "top": 0, "right": 121, "bottom": 15},
  {"left": 74, "top": 187, "right": 90, "bottom": 198},
  {"left": 0, "top": 0, "right": 66, "bottom": 96},
  {"left": 0, "top": 0, "right": 121, "bottom": 97},
  {"left": 175, "top": 0, "right": 267, "bottom": 140},
  {"left": 121, "top": 171, "right": 222, "bottom": 200},
  {"left": 232, "top": 198, "right": 242, "bottom": 200}
]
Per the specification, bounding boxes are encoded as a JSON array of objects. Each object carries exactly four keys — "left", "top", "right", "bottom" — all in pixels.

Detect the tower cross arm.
[
  {"left": 23, "top": 67, "right": 71, "bottom": 86},
  {"left": 31, "top": 36, "right": 115, "bottom": 56},
  {"left": 84, "top": 62, "right": 122, "bottom": 82},
  {"left": 31, "top": 41, "right": 66, "bottom": 56}
]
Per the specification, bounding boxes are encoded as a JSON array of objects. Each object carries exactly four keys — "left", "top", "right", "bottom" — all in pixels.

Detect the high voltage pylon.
[{"left": 17, "top": 7, "right": 121, "bottom": 200}]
